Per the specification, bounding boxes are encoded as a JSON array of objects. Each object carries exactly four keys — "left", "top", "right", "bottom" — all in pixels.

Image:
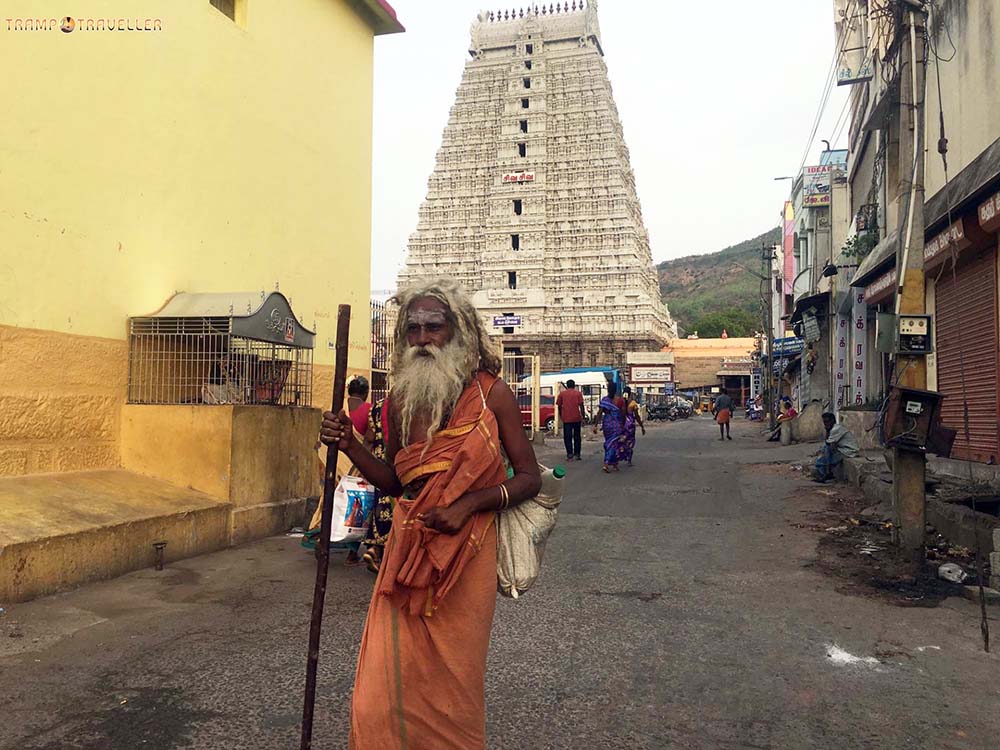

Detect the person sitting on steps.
[
  {"left": 767, "top": 398, "right": 798, "bottom": 442},
  {"left": 813, "top": 412, "right": 860, "bottom": 483}
]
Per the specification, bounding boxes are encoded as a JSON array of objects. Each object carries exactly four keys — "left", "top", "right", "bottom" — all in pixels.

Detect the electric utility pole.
[{"left": 892, "top": 5, "right": 928, "bottom": 558}]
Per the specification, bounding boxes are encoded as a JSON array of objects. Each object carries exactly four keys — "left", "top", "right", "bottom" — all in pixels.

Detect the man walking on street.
[
  {"left": 321, "top": 277, "right": 541, "bottom": 749},
  {"left": 556, "top": 379, "right": 585, "bottom": 460},
  {"left": 813, "top": 412, "right": 860, "bottom": 483},
  {"left": 713, "top": 388, "right": 734, "bottom": 441}
]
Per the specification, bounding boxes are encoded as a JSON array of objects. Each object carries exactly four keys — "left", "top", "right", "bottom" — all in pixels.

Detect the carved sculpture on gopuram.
[{"left": 399, "top": 1, "right": 676, "bottom": 370}]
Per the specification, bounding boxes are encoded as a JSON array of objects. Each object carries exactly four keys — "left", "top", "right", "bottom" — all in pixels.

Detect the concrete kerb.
[
  {"left": 0, "top": 501, "right": 231, "bottom": 603},
  {"left": 843, "top": 454, "right": 883, "bottom": 488},
  {"left": 961, "top": 584, "right": 1000, "bottom": 605},
  {"left": 816, "top": 454, "right": 1000, "bottom": 589},
  {"left": 989, "top": 529, "right": 1000, "bottom": 590},
  {"left": 930, "top": 456, "right": 1000, "bottom": 487},
  {"left": 839, "top": 453, "right": 1000, "bottom": 564},
  {"left": 926, "top": 498, "right": 1000, "bottom": 558}
]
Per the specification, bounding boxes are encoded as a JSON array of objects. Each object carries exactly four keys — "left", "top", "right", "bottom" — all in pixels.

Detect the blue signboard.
[
  {"left": 664, "top": 382, "right": 676, "bottom": 395},
  {"left": 772, "top": 337, "right": 805, "bottom": 356},
  {"left": 493, "top": 315, "right": 522, "bottom": 328}
]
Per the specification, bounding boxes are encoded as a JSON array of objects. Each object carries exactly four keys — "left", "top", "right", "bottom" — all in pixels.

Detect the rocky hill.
[{"left": 658, "top": 227, "right": 781, "bottom": 336}]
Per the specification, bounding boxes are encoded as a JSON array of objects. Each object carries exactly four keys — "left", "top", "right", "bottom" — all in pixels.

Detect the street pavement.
[{"left": 2, "top": 416, "right": 998, "bottom": 749}]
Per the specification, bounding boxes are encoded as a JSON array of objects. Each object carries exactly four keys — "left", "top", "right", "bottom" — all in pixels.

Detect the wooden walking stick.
[{"left": 300, "top": 304, "right": 351, "bottom": 750}]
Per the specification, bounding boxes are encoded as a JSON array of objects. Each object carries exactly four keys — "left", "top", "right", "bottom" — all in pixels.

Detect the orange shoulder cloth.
[{"left": 381, "top": 371, "right": 506, "bottom": 616}]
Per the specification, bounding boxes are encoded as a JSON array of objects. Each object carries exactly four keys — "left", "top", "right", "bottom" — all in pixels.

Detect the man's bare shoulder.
[{"left": 483, "top": 374, "right": 515, "bottom": 405}]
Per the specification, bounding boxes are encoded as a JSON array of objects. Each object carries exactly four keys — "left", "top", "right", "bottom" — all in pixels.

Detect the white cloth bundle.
[{"left": 496, "top": 476, "right": 562, "bottom": 599}]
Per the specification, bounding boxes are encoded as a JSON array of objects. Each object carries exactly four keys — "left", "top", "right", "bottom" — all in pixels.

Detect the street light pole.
[
  {"left": 768, "top": 176, "right": 794, "bottom": 432},
  {"left": 762, "top": 242, "right": 776, "bottom": 431}
]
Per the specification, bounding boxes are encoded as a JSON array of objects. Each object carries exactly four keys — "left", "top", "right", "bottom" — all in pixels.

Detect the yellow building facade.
[{"left": 0, "top": 0, "right": 402, "bottom": 478}]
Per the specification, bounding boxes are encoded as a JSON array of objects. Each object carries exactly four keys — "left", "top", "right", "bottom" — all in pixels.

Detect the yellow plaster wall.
[
  {"left": 0, "top": 325, "right": 126, "bottom": 476},
  {"left": 121, "top": 405, "right": 234, "bottom": 499},
  {"left": 924, "top": 1, "right": 1000, "bottom": 198},
  {"left": 121, "top": 403, "right": 321, "bottom": 508},
  {"left": 229, "top": 405, "right": 322, "bottom": 507},
  {"left": 0, "top": 0, "right": 379, "bottom": 477},
  {"left": 667, "top": 338, "right": 756, "bottom": 389},
  {"left": 312, "top": 363, "right": 372, "bottom": 412}
]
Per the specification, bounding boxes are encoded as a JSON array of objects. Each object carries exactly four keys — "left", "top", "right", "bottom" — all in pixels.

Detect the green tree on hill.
[
  {"left": 688, "top": 308, "right": 759, "bottom": 338},
  {"left": 658, "top": 227, "right": 779, "bottom": 334}
]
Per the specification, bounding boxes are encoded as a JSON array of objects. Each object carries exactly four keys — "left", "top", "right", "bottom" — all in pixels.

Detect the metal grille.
[
  {"left": 370, "top": 299, "right": 396, "bottom": 403},
  {"left": 502, "top": 353, "right": 542, "bottom": 434},
  {"left": 128, "top": 317, "right": 313, "bottom": 406}
]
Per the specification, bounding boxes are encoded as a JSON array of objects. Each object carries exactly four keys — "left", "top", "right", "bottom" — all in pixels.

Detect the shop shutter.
[{"left": 935, "top": 247, "right": 999, "bottom": 462}]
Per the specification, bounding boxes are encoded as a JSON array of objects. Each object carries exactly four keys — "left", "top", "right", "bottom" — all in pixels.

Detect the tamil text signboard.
[
  {"left": 837, "top": 8, "right": 873, "bottom": 86},
  {"left": 803, "top": 165, "right": 833, "bottom": 207},
  {"left": 630, "top": 365, "right": 674, "bottom": 383},
  {"left": 802, "top": 312, "right": 821, "bottom": 342},
  {"left": 772, "top": 337, "right": 804, "bottom": 357},
  {"left": 492, "top": 315, "right": 522, "bottom": 328},
  {"left": 852, "top": 290, "right": 868, "bottom": 405},
  {"left": 834, "top": 314, "right": 849, "bottom": 408},
  {"left": 501, "top": 172, "right": 535, "bottom": 184}
]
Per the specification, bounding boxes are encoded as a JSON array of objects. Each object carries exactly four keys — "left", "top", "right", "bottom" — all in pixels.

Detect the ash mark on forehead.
[{"left": 407, "top": 309, "right": 447, "bottom": 325}]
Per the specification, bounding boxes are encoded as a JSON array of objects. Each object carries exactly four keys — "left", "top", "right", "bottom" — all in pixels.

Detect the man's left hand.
[{"left": 420, "top": 499, "right": 474, "bottom": 535}]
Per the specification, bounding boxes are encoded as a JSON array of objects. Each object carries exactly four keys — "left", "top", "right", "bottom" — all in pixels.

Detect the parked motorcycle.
[{"left": 647, "top": 402, "right": 673, "bottom": 421}]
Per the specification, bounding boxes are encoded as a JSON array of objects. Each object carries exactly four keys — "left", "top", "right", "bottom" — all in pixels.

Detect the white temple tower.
[{"left": 399, "top": 1, "right": 675, "bottom": 370}]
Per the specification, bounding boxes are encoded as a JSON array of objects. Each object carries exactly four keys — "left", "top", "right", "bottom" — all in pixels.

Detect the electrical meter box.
[
  {"left": 875, "top": 313, "right": 897, "bottom": 353},
  {"left": 883, "top": 386, "right": 943, "bottom": 449},
  {"left": 897, "top": 314, "right": 933, "bottom": 354}
]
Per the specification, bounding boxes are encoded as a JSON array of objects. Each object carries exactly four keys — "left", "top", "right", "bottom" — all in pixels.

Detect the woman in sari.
[
  {"left": 618, "top": 389, "right": 646, "bottom": 467},
  {"left": 361, "top": 399, "right": 394, "bottom": 573},
  {"left": 593, "top": 382, "right": 626, "bottom": 473},
  {"left": 344, "top": 377, "right": 372, "bottom": 566}
]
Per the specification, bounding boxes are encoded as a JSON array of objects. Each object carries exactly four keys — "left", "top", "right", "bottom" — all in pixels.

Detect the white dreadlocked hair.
[{"left": 389, "top": 277, "right": 502, "bottom": 448}]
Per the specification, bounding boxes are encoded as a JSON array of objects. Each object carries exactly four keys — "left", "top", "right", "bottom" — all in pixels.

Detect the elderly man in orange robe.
[{"left": 321, "top": 278, "right": 541, "bottom": 749}]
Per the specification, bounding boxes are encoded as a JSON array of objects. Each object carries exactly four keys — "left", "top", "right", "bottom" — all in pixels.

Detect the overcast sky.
[{"left": 370, "top": 0, "right": 849, "bottom": 292}]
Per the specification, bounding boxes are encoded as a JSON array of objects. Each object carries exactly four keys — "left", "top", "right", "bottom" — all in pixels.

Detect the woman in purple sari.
[
  {"left": 618, "top": 389, "right": 645, "bottom": 467},
  {"left": 593, "top": 383, "right": 626, "bottom": 473}
]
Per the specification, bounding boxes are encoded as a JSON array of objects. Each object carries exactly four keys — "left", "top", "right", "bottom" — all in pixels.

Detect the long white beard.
[{"left": 393, "top": 341, "right": 475, "bottom": 447}]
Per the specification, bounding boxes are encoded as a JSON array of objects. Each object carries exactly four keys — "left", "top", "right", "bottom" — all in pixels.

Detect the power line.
[{"left": 795, "top": 0, "right": 862, "bottom": 175}]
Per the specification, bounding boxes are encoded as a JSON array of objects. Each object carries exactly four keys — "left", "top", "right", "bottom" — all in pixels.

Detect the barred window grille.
[
  {"left": 128, "top": 292, "right": 314, "bottom": 407},
  {"left": 370, "top": 299, "right": 396, "bottom": 404}
]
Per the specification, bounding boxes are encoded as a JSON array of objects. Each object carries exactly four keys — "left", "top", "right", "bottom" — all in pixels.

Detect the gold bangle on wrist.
[{"left": 498, "top": 483, "right": 510, "bottom": 511}]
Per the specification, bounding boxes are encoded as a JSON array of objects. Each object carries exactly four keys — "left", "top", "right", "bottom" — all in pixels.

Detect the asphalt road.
[{"left": 1, "top": 416, "right": 998, "bottom": 749}]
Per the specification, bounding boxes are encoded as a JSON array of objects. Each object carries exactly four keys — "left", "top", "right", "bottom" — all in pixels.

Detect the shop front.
[{"left": 925, "top": 210, "right": 1000, "bottom": 463}]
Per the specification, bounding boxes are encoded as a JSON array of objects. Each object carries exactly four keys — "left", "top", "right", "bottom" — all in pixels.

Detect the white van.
[{"left": 531, "top": 370, "right": 620, "bottom": 423}]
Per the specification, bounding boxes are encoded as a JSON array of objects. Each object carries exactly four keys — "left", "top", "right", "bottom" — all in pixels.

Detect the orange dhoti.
[{"left": 349, "top": 373, "right": 505, "bottom": 750}]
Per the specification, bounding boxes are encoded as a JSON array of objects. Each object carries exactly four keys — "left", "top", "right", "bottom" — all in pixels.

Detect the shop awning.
[
  {"left": 789, "top": 291, "right": 829, "bottom": 325},
  {"left": 862, "top": 79, "right": 898, "bottom": 133},
  {"left": 925, "top": 136, "right": 1000, "bottom": 234},
  {"left": 355, "top": 0, "right": 405, "bottom": 35},
  {"left": 146, "top": 291, "right": 316, "bottom": 349},
  {"left": 851, "top": 229, "right": 899, "bottom": 288}
]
